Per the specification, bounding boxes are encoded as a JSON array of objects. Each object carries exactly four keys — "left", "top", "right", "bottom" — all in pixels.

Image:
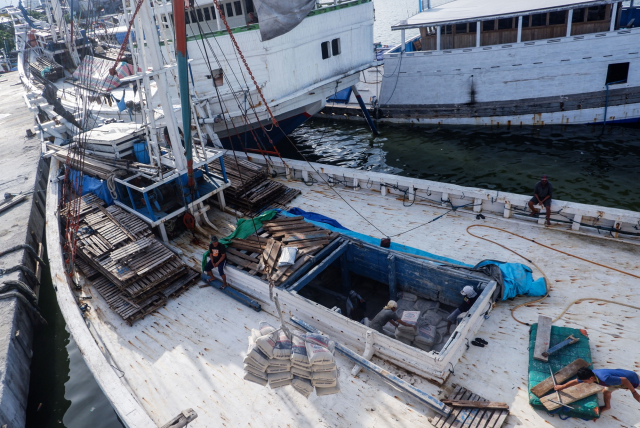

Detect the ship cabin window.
[
  {"left": 482, "top": 20, "right": 494, "bottom": 31},
  {"left": 572, "top": 8, "right": 585, "bottom": 23},
  {"left": 203, "top": 7, "right": 211, "bottom": 20},
  {"left": 549, "top": 11, "right": 566, "bottom": 25},
  {"left": 321, "top": 41, "right": 331, "bottom": 59},
  {"left": 455, "top": 23, "right": 467, "bottom": 33},
  {"left": 332, "top": 38, "right": 341, "bottom": 56},
  {"left": 225, "top": 3, "right": 234, "bottom": 16},
  {"left": 497, "top": 18, "right": 512, "bottom": 30},
  {"left": 606, "top": 63, "right": 629, "bottom": 85},
  {"left": 587, "top": 5, "right": 607, "bottom": 22},
  {"left": 196, "top": 8, "right": 204, "bottom": 22},
  {"left": 443, "top": 25, "right": 453, "bottom": 34},
  {"left": 531, "top": 13, "right": 546, "bottom": 27}
]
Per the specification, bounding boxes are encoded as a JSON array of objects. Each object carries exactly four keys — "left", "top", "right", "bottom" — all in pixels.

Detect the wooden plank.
[
  {"left": 467, "top": 397, "right": 491, "bottom": 428},
  {"left": 540, "top": 383, "right": 602, "bottom": 411},
  {"left": 488, "top": 410, "right": 509, "bottom": 428},
  {"left": 285, "top": 239, "right": 331, "bottom": 249},
  {"left": 533, "top": 315, "right": 553, "bottom": 362},
  {"left": 226, "top": 254, "right": 259, "bottom": 271},
  {"left": 443, "top": 401, "right": 508, "bottom": 410},
  {"left": 531, "top": 358, "right": 589, "bottom": 398},
  {"left": 451, "top": 393, "right": 481, "bottom": 428},
  {"left": 263, "top": 216, "right": 304, "bottom": 223},
  {"left": 264, "top": 223, "right": 317, "bottom": 233},
  {"left": 436, "top": 389, "right": 473, "bottom": 428},
  {"left": 266, "top": 241, "right": 282, "bottom": 271},
  {"left": 282, "top": 231, "right": 332, "bottom": 242},
  {"left": 226, "top": 247, "right": 259, "bottom": 263}
]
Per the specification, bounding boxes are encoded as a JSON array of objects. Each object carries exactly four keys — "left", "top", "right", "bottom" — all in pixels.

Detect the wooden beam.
[
  {"left": 291, "top": 316, "right": 451, "bottom": 417},
  {"left": 541, "top": 383, "right": 602, "bottom": 411},
  {"left": 531, "top": 358, "right": 589, "bottom": 398},
  {"left": 388, "top": 254, "right": 397, "bottom": 301},
  {"left": 533, "top": 315, "right": 552, "bottom": 362},
  {"left": 288, "top": 241, "right": 348, "bottom": 292},
  {"left": 340, "top": 251, "right": 351, "bottom": 294}
]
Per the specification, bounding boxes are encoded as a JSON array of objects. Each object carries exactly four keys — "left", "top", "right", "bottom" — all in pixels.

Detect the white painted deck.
[{"left": 49, "top": 160, "right": 640, "bottom": 427}]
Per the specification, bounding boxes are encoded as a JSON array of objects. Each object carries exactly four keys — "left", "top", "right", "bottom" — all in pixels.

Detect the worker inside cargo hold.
[
  {"left": 554, "top": 367, "right": 640, "bottom": 413},
  {"left": 346, "top": 290, "right": 367, "bottom": 324},
  {"left": 446, "top": 286, "right": 478, "bottom": 332},
  {"left": 369, "top": 300, "right": 416, "bottom": 333}
]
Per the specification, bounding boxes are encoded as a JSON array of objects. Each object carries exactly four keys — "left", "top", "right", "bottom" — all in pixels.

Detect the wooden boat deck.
[{"left": 50, "top": 161, "right": 640, "bottom": 427}]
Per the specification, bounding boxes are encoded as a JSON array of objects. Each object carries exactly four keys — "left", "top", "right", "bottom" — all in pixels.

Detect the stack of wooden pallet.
[
  {"left": 29, "top": 56, "right": 64, "bottom": 81},
  {"left": 225, "top": 216, "right": 340, "bottom": 286},
  {"left": 209, "top": 155, "right": 301, "bottom": 215},
  {"left": 429, "top": 385, "right": 509, "bottom": 428},
  {"left": 65, "top": 193, "right": 199, "bottom": 325}
]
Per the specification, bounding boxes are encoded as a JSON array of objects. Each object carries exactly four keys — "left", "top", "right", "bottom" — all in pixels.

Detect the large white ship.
[{"left": 377, "top": 0, "right": 640, "bottom": 125}]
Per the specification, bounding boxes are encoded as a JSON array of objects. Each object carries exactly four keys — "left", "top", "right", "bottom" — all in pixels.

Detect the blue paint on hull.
[
  {"left": 218, "top": 112, "right": 312, "bottom": 152},
  {"left": 589, "top": 116, "right": 640, "bottom": 125}
]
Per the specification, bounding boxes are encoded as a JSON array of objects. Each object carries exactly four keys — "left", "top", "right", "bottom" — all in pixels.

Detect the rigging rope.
[{"left": 466, "top": 224, "right": 640, "bottom": 325}]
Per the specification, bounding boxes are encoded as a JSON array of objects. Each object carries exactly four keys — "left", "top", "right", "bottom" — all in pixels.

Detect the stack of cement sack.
[
  {"left": 415, "top": 308, "right": 452, "bottom": 352},
  {"left": 394, "top": 310, "right": 420, "bottom": 345},
  {"left": 243, "top": 321, "right": 340, "bottom": 397}
]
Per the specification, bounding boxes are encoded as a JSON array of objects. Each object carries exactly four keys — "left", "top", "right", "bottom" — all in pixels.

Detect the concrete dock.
[{"left": 0, "top": 71, "right": 49, "bottom": 428}]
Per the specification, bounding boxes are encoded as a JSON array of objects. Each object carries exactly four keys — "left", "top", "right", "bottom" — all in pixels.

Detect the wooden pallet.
[
  {"left": 225, "top": 215, "right": 340, "bottom": 285},
  {"left": 429, "top": 385, "right": 509, "bottom": 428}
]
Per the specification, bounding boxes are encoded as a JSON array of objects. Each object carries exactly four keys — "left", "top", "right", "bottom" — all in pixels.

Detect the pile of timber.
[
  {"left": 225, "top": 215, "right": 340, "bottom": 286},
  {"left": 64, "top": 193, "right": 199, "bottom": 325},
  {"left": 209, "top": 155, "right": 300, "bottom": 215},
  {"left": 51, "top": 145, "right": 163, "bottom": 180},
  {"left": 29, "top": 56, "right": 64, "bottom": 81}
]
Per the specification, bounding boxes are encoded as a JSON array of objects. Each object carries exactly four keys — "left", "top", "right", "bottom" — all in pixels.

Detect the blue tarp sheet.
[
  {"left": 69, "top": 169, "right": 114, "bottom": 206},
  {"left": 278, "top": 209, "right": 470, "bottom": 266},
  {"left": 287, "top": 207, "right": 348, "bottom": 230},
  {"left": 476, "top": 260, "right": 547, "bottom": 300}
]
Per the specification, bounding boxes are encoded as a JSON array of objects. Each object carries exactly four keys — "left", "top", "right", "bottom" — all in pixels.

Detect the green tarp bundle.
[
  {"left": 201, "top": 210, "right": 278, "bottom": 271},
  {"left": 528, "top": 324, "right": 599, "bottom": 420}
]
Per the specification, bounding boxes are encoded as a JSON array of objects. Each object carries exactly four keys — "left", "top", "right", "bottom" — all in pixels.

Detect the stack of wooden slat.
[
  {"left": 66, "top": 193, "right": 199, "bottom": 325},
  {"left": 29, "top": 56, "right": 64, "bottom": 81},
  {"left": 209, "top": 155, "right": 301, "bottom": 215},
  {"left": 226, "top": 216, "right": 340, "bottom": 286}
]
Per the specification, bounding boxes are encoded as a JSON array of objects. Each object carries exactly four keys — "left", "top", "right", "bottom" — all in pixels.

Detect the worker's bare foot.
[
  {"left": 599, "top": 405, "right": 610, "bottom": 413},
  {"left": 221, "top": 282, "right": 228, "bottom": 289},
  {"left": 545, "top": 221, "right": 551, "bottom": 226},
  {"left": 207, "top": 276, "right": 215, "bottom": 282},
  {"left": 529, "top": 210, "right": 539, "bottom": 217}
]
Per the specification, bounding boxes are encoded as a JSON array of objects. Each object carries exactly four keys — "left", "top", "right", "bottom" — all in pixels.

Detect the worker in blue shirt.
[{"left": 554, "top": 367, "right": 640, "bottom": 413}]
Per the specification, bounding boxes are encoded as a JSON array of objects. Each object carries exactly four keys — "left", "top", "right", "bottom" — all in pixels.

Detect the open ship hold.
[{"left": 8, "top": 0, "right": 640, "bottom": 426}]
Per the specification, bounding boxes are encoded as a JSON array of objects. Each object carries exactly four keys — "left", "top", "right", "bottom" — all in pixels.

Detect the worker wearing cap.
[
  {"left": 205, "top": 236, "right": 227, "bottom": 289},
  {"left": 554, "top": 367, "right": 640, "bottom": 413},
  {"left": 369, "top": 300, "right": 416, "bottom": 334},
  {"left": 446, "top": 286, "right": 478, "bottom": 332},
  {"left": 528, "top": 174, "right": 553, "bottom": 226}
]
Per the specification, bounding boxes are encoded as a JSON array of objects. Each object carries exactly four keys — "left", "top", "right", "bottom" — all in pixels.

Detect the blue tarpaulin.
[
  {"left": 69, "top": 169, "right": 114, "bottom": 206},
  {"left": 476, "top": 260, "right": 547, "bottom": 300},
  {"left": 278, "top": 209, "right": 470, "bottom": 266},
  {"left": 287, "top": 207, "right": 349, "bottom": 230}
]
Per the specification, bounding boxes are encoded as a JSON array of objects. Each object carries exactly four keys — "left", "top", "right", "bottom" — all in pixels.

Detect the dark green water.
[{"left": 25, "top": 120, "right": 640, "bottom": 428}]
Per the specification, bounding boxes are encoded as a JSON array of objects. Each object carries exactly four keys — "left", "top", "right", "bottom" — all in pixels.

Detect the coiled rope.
[{"left": 466, "top": 224, "right": 640, "bottom": 325}]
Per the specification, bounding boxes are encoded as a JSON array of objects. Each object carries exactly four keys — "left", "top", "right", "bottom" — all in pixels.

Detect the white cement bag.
[
  {"left": 397, "top": 311, "right": 420, "bottom": 337},
  {"left": 258, "top": 321, "right": 276, "bottom": 336},
  {"left": 268, "top": 371, "right": 293, "bottom": 383},
  {"left": 292, "top": 360, "right": 312, "bottom": 370},
  {"left": 413, "top": 298, "right": 439, "bottom": 313},
  {"left": 437, "top": 324, "right": 449, "bottom": 341},
  {"left": 315, "top": 375, "right": 341, "bottom": 396},
  {"left": 291, "top": 333, "right": 309, "bottom": 365},
  {"left": 292, "top": 376, "right": 314, "bottom": 398},
  {"left": 244, "top": 371, "right": 268, "bottom": 386},
  {"left": 278, "top": 246, "right": 297, "bottom": 267},
  {"left": 395, "top": 335, "right": 412, "bottom": 345},
  {"left": 270, "top": 378, "right": 292, "bottom": 389},
  {"left": 312, "top": 377, "right": 337, "bottom": 388},
  {"left": 398, "top": 291, "right": 418, "bottom": 302},
  {"left": 396, "top": 299, "right": 415, "bottom": 314},
  {"left": 311, "top": 362, "right": 337, "bottom": 373},
  {"left": 421, "top": 308, "right": 450, "bottom": 326},
  {"left": 268, "top": 358, "right": 291, "bottom": 368},
  {"left": 414, "top": 325, "right": 439, "bottom": 347},
  {"left": 413, "top": 341, "right": 433, "bottom": 352},
  {"left": 266, "top": 364, "right": 291, "bottom": 374},
  {"left": 255, "top": 332, "right": 277, "bottom": 359},
  {"left": 293, "top": 385, "right": 312, "bottom": 399},
  {"left": 291, "top": 366, "right": 312, "bottom": 379},
  {"left": 305, "top": 334, "right": 335, "bottom": 365},
  {"left": 251, "top": 329, "right": 261, "bottom": 341},
  {"left": 246, "top": 344, "right": 270, "bottom": 369},
  {"left": 273, "top": 330, "right": 292, "bottom": 359},
  {"left": 244, "top": 364, "right": 268, "bottom": 380},
  {"left": 311, "top": 369, "right": 337, "bottom": 381},
  {"left": 244, "top": 359, "right": 267, "bottom": 373}
]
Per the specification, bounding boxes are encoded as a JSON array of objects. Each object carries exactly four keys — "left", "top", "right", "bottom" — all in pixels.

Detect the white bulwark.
[{"left": 378, "top": 0, "right": 640, "bottom": 125}]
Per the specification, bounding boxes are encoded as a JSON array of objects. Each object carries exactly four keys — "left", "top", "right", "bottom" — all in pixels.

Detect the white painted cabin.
[
  {"left": 46, "top": 150, "right": 640, "bottom": 427},
  {"left": 378, "top": 0, "right": 640, "bottom": 126}
]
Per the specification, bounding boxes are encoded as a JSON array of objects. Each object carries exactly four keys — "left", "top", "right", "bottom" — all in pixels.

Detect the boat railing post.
[
  {"left": 567, "top": 9, "right": 573, "bottom": 37},
  {"left": 427, "top": 0, "right": 431, "bottom": 9},
  {"left": 517, "top": 16, "right": 522, "bottom": 42},
  {"left": 610, "top": 2, "right": 618, "bottom": 31},
  {"left": 419, "top": 0, "right": 422, "bottom": 12},
  {"left": 401, "top": 29, "right": 406, "bottom": 52},
  {"left": 476, "top": 21, "right": 480, "bottom": 47},
  {"left": 436, "top": 25, "right": 441, "bottom": 50}
]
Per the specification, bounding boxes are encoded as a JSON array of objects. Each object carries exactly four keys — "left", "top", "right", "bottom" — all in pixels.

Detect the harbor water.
[{"left": 24, "top": 1, "right": 640, "bottom": 427}]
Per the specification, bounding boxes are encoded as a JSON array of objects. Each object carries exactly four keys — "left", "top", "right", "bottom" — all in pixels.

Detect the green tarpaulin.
[{"left": 219, "top": 210, "right": 278, "bottom": 246}]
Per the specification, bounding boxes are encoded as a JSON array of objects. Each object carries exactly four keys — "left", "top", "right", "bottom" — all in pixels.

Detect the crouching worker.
[
  {"left": 205, "top": 236, "right": 227, "bottom": 289},
  {"left": 554, "top": 367, "right": 640, "bottom": 413},
  {"left": 346, "top": 290, "right": 367, "bottom": 324},
  {"left": 446, "top": 286, "right": 478, "bottom": 332},
  {"left": 369, "top": 300, "right": 416, "bottom": 333}
]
